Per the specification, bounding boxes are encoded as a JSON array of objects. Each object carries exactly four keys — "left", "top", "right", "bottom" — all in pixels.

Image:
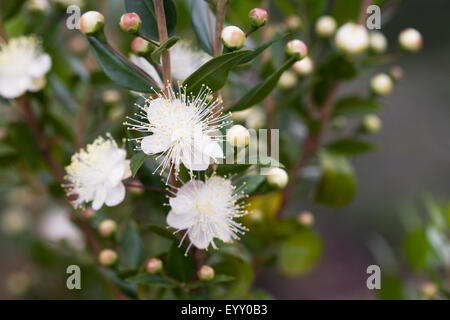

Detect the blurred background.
[{"left": 0, "top": 0, "right": 448, "bottom": 299}]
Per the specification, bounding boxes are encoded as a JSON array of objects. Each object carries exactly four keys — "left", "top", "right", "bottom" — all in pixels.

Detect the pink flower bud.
[
  {"left": 146, "top": 258, "right": 163, "bottom": 274},
  {"left": 249, "top": 8, "right": 268, "bottom": 28},
  {"left": 119, "top": 12, "right": 142, "bottom": 33},
  {"left": 79, "top": 11, "right": 104, "bottom": 35},
  {"left": 131, "top": 37, "right": 152, "bottom": 54},
  {"left": 98, "top": 249, "right": 117, "bottom": 266},
  {"left": 197, "top": 265, "right": 215, "bottom": 281},
  {"left": 98, "top": 219, "right": 117, "bottom": 237},
  {"left": 285, "top": 39, "right": 308, "bottom": 60},
  {"left": 221, "top": 26, "right": 246, "bottom": 50},
  {"left": 297, "top": 211, "right": 314, "bottom": 227}
]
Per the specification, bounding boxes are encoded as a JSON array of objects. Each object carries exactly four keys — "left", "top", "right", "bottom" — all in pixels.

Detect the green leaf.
[
  {"left": 208, "top": 274, "right": 235, "bottom": 283},
  {"left": 99, "top": 268, "right": 137, "bottom": 299},
  {"left": 167, "top": 243, "right": 193, "bottom": 282},
  {"left": 404, "top": 229, "right": 432, "bottom": 271},
  {"left": 325, "top": 138, "right": 376, "bottom": 155},
  {"left": 126, "top": 273, "right": 177, "bottom": 288},
  {"left": 333, "top": 96, "right": 381, "bottom": 117},
  {"left": 240, "top": 175, "right": 266, "bottom": 195},
  {"left": 229, "top": 55, "right": 298, "bottom": 112},
  {"left": 278, "top": 231, "right": 323, "bottom": 277},
  {"left": 190, "top": 0, "right": 215, "bottom": 55},
  {"left": 332, "top": 0, "right": 363, "bottom": 25},
  {"left": 6, "top": 122, "right": 40, "bottom": 169},
  {"left": 87, "top": 37, "right": 153, "bottom": 92},
  {"left": 378, "top": 274, "right": 405, "bottom": 300},
  {"left": 315, "top": 152, "right": 356, "bottom": 208},
  {"left": 120, "top": 220, "right": 145, "bottom": 269},
  {"left": 0, "top": 0, "right": 26, "bottom": 20},
  {"left": 145, "top": 224, "right": 178, "bottom": 241},
  {"left": 237, "top": 33, "right": 289, "bottom": 66},
  {"left": 182, "top": 49, "right": 252, "bottom": 95},
  {"left": 125, "top": 0, "right": 177, "bottom": 41},
  {"left": 150, "top": 36, "right": 180, "bottom": 65},
  {"left": 214, "top": 256, "right": 254, "bottom": 299},
  {"left": 130, "top": 153, "right": 149, "bottom": 177}
]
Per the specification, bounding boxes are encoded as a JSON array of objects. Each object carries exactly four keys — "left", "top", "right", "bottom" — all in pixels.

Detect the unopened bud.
[
  {"left": 315, "top": 16, "right": 336, "bottom": 38},
  {"left": 420, "top": 282, "right": 438, "bottom": 299},
  {"left": 335, "top": 22, "right": 369, "bottom": 54},
  {"left": 249, "top": 209, "right": 263, "bottom": 222},
  {"left": 369, "top": 31, "right": 387, "bottom": 54},
  {"left": 297, "top": 211, "right": 314, "bottom": 227},
  {"left": 98, "top": 219, "right": 117, "bottom": 237},
  {"left": 370, "top": 73, "right": 393, "bottom": 96},
  {"left": 390, "top": 66, "right": 404, "bottom": 81},
  {"left": 292, "top": 56, "right": 314, "bottom": 76},
  {"left": 227, "top": 125, "right": 250, "bottom": 147},
  {"left": 285, "top": 16, "right": 301, "bottom": 30},
  {"left": 82, "top": 208, "right": 95, "bottom": 219},
  {"left": 399, "top": 28, "right": 422, "bottom": 52},
  {"left": 197, "top": 265, "right": 215, "bottom": 281},
  {"left": 146, "top": 258, "right": 163, "bottom": 274},
  {"left": 266, "top": 167, "right": 288, "bottom": 188},
  {"left": 102, "top": 89, "right": 121, "bottom": 104},
  {"left": 285, "top": 39, "right": 308, "bottom": 60},
  {"left": 249, "top": 8, "right": 268, "bottom": 28},
  {"left": 363, "top": 114, "right": 382, "bottom": 134},
  {"left": 79, "top": 11, "right": 105, "bottom": 35},
  {"left": 278, "top": 70, "right": 297, "bottom": 89},
  {"left": 119, "top": 13, "right": 142, "bottom": 33},
  {"left": 221, "top": 26, "right": 246, "bottom": 50},
  {"left": 131, "top": 37, "right": 153, "bottom": 54},
  {"left": 98, "top": 249, "right": 117, "bottom": 266}
]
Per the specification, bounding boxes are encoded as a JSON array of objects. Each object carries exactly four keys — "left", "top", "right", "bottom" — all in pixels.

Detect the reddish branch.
[
  {"left": 213, "top": 0, "right": 229, "bottom": 56},
  {"left": 153, "top": 0, "right": 172, "bottom": 93}
]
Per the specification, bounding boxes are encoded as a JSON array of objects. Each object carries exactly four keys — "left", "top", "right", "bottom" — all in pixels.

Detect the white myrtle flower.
[
  {"left": 0, "top": 36, "right": 51, "bottom": 99},
  {"left": 166, "top": 176, "right": 248, "bottom": 251},
  {"left": 125, "top": 86, "right": 229, "bottom": 176},
  {"left": 64, "top": 134, "right": 131, "bottom": 210}
]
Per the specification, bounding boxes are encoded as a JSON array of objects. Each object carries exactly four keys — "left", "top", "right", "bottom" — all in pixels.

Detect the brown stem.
[
  {"left": 153, "top": 0, "right": 171, "bottom": 93},
  {"left": 213, "top": 0, "right": 230, "bottom": 56},
  {"left": 123, "top": 180, "right": 167, "bottom": 194},
  {"left": 358, "top": 0, "right": 373, "bottom": 25}
]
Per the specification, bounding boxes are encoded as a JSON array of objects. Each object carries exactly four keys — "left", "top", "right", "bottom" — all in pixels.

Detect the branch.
[
  {"left": 213, "top": 0, "right": 230, "bottom": 56},
  {"left": 153, "top": 0, "right": 172, "bottom": 93},
  {"left": 123, "top": 180, "right": 167, "bottom": 194}
]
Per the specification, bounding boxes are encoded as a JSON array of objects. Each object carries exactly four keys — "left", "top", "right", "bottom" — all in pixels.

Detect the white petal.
[
  {"left": 106, "top": 164, "right": 125, "bottom": 187},
  {"left": 105, "top": 183, "right": 126, "bottom": 207},
  {"left": 196, "top": 134, "right": 223, "bottom": 159},
  {"left": 29, "top": 54, "right": 51, "bottom": 78},
  {"left": 166, "top": 209, "right": 196, "bottom": 230},
  {"left": 169, "top": 180, "right": 202, "bottom": 213},
  {"left": 188, "top": 224, "right": 213, "bottom": 249},
  {"left": 141, "top": 134, "right": 170, "bottom": 155},
  {"left": 122, "top": 160, "right": 132, "bottom": 180},
  {"left": 214, "top": 222, "right": 232, "bottom": 243},
  {"left": 92, "top": 187, "right": 107, "bottom": 210},
  {"left": 181, "top": 148, "right": 210, "bottom": 171},
  {"left": 0, "top": 76, "right": 30, "bottom": 99},
  {"left": 28, "top": 76, "right": 46, "bottom": 92}
]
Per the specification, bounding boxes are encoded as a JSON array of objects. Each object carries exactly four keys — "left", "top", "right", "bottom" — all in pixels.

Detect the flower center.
[{"left": 195, "top": 197, "right": 213, "bottom": 216}]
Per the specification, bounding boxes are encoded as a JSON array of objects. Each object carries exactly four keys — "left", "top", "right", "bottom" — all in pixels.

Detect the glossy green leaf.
[
  {"left": 208, "top": 274, "right": 235, "bottom": 283},
  {"left": 315, "top": 152, "right": 356, "bottom": 208},
  {"left": 404, "top": 229, "right": 432, "bottom": 271},
  {"left": 229, "top": 55, "right": 298, "bottom": 112},
  {"left": 278, "top": 231, "right": 323, "bottom": 277},
  {"left": 167, "top": 243, "right": 193, "bottom": 282},
  {"left": 214, "top": 256, "right": 254, "bottom": 299},
  {"left": 190, "top": 0, "right": 215, "bottom": 55},
  {"left": 120, "top": 220, "right": 145, "bottom": 269},
  {"left": 333, "top": 96, "right": 381, "bottom": 117},
  {"left": 126, "top": 273, "right": 177, "bottom": 288},
  {"left": 182, "top": 49, "right": 251, "bottom": 95},
  {"left": 1, "top": 0, "right": 26, "bottom": 20},
  {"left": 145, "top": 224, "right": 178, "bottom": 241},
  {"left": 332, "top": 0, "right": 363, "bottom": 25},
  {"left": 87, "top": 37, "right": 153, "bottom": 92},
  {"left": 125, "top": 0, "right": 177, "bottom": 41},
  {"left": 99, "top": 268, "right": 138, "bottom": 299},
  {"left": 325, "top": 138, "right": 376, "bottom": 155},
  {"left": 150, "top": 36, "right": 180, "bottom": 65},
  {"left": 130, "top": 153, "right": 149, "bottom": 177}
]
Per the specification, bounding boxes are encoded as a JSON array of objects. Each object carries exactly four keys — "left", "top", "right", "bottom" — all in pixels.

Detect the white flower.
[
  {"left": 170, "top": 41, "right": 211, "bottom": 82},
  {"left": 0, "top": 36, "right": 51, "bottom": 99},
  {"left": 166, "top": 176, "right": 247, "bottom": 251},
  {"left": 335, "top": 22, "right": 369, "bottom": 54},
  {"left": 125, "top": 86, "right": 229, "bottom": 175},
  {"left": 64, "top": 134, "right": 131, "bottom": 210},
  {"left": 39, "top": 208, "right": 85, "bottom": 250}
]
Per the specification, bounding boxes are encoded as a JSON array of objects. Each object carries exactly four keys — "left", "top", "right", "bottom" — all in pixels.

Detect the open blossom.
[
  {"left": 64, "top": 135, "right": 131, "bottom": 210},
  {"left": 166, "top": 176, "right": 248, "bottom": 251},
  {"left": 0, "top": 36, "right": 51, "bottom": 99},
  {"left": 125, "top": 86, "right": 229, "bottom": 176}
]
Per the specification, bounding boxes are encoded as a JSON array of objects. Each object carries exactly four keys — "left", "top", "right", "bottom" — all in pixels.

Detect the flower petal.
[
  {"left": 141, "top": 134, "right": 170, "bottom": 155},
  {"left": 0, "top": 75, "right": 30, "bottom": 99},
  {"left": 166, "top": 209, "right": 196, "bottom": 230},
  {"left": 188, "top": 224, "right": 213, "bottom": 249},
  {"left": 92, "top": 187, "right": 107, "bottom": 210},
  {"left": 106, "top": 164, "right": 125, "bottom": 187},
  {"left": 29, "top": 54, "right": 51, "bottom": 78},
  {"left": 122, "top": 160, "right": 132, "bottom": 180},
  {"left": 181, "top": 148, "right": 210, "bottom": 171},
  {"left": 105, "top": 183, "right": 126, "bottom": 207}
]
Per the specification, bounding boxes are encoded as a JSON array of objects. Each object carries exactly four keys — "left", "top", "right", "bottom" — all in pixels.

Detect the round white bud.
[
  {"left": 369, "top": 31, "right": 387, "bottom": 54},
  {"left": 398, "top": 28, "right": 422, "bottom": 52},
  {"left": 98, "top": 219, "right": 117, "bottom": 237},
  {"left": 146, "top": 258, "right": 163, "bottom": 274},
  {"left": 221, "top": 26, "right": 246, "bottom": 50},
  {"left": 266, "top": 167, "right": 289, "bottom": 188},
  {"left": 278, "top": 70, "right": 297, "bottom": 89},
  {"left": 285, "top": 16, "right": 301, "bottom": 30},
  {"left": 197, "top": 265, "right": 215, "bottom": 281},
  {"left": 363, "top": 114, "right": 382, "bottom": 134},
  {"left": 98, "top": 249, "right": 117, "bottom": 266},
  {"left": 315, "top": 16, "right": 336, "bottom": 38},
  {"left": 297, "top": 211, "right": 314, "bottom": 227},
  {"left": 79, "top": 11, "right": 105, "bottom": 35},
  {"left": 370, "top": 73, "right": 393, "bottom": 96},
  {"left": 335, "top": 22, "right": 369, "bottom": 54},
  {"left": 292, "top": 56, "right": 314, "bottom": 76},
  {"left": 227, "top": 124, "right": 250, "bottom": 147}
]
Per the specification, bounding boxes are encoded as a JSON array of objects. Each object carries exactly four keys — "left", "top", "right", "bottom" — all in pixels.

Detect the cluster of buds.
[{"left": 226, "top": 124, "right": 250, "bottom": 147}]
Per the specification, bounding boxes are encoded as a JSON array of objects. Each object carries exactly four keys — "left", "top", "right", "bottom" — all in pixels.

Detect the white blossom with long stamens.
[
  {"left": 125, "top": 85, "right": 230, "bottom": 177},
  {"left": 166, "top": 175, "right": 248, "bottom": 252},
  {"left": 64, "top": 134, "right": 131, "bottom": 210}
]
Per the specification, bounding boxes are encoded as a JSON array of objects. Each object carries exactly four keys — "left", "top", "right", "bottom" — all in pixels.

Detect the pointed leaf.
[
  {"left": 150, "top": 36, "right": 180, "bottom": 65},
  {"left": 130, "top": 153, "right": 149, "bottom": 177},
  {"left": 190, "top": 0, "right": 215, "bottom": 55}
]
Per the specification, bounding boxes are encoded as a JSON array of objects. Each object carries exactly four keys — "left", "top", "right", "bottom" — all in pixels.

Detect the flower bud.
[
  {"left": 362, "top": 114, "right": 382, "bottom": 134},
  {"left": 79, "top": 11, "right": 105, "bottom": 35},
  {"left": 249, "top": 209, "right": 263, "bottom": 222},
  {"left": 82, "top": 208, "right": 95, "bottom": 219},
  {"left": 390, "top": 66, "right": 404, "bottom": 82},
  {"left": 370, "top": 73, "right": 393, "bottom": 96},
  {"left": 369, "top": 31, "right": 387, "bottom": 54},
  {"left": 146, "top": 258, "right": 163, "bottom": 274},
  {"left": 285, "top": 39, "right": 308, "bottom": 60},
  {"left": 119, "top": 13, "right": 142, "bottom": 33},
  {"left": 102, "top": 89, "right": 121, "bottom": 104},
  {"left": 221, "top": 26, "right": 246, "bottom": 50},
  {"left": 98, "top": 219, "right": 117, "bottom": 237},
  {"left": 131, "top": 37, "right": 153, "bottom": 54},
  {"left": 398, "top": 28, "right": 422, "bottom": 52},
  {"left": 98, "top": 249, "right": 117, "bottom": 266},
  {"left": 285, "top": 16, "right": 301, "bottom": 30},
  {"left": 420, "top": 282, "right": 438, "bottom": 299},
  {"left": 278, "top": 70, "right": 297, "bottom": 90},
  {"left": 227, "top": 124, "right": 250, "bottom": 147},
  {"left": 335, "top": 22, "right": 369, "bottom": 54},
  {"left": 266, "top": 167, "right": 288, "bottom": 188},
  {"left": 297, "top": 211, "right": 314, "bottom": 227},
  {"left": 315, "top": 16, "right": 336, "bottom": 38},
  {"left": 292, "top": 56, "right": 314, "bottom": 76},
  {"left": 197, "top": 265, "right": 215, "bottom": 281},
  {"left": 249, "top": 8, "right": 268, "bottom": 28}
]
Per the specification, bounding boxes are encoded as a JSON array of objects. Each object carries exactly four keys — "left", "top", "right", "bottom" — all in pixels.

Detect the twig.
[
  {"left": 213, "top": 0, "right": 229, "bottom": 56},
  {"left": 153, "top": 0, "right": 172, "bottom": 94},
  {"left": 358, "top": 0, "right": 373, "bottom": 25}
]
